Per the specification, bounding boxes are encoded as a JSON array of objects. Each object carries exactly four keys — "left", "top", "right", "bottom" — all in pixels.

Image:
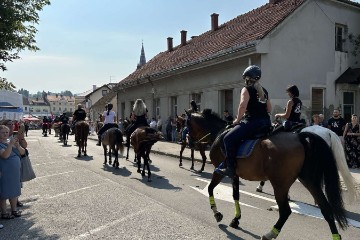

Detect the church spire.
[{"left": 137, "top": 41, "right": 146, "bottom": 69}]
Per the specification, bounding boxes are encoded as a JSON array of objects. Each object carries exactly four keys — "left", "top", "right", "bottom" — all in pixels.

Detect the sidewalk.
[{"left": 88, "top": 134, "right": 360, "bottom": 182}]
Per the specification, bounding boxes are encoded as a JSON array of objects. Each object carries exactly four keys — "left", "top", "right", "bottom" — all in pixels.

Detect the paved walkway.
[{"left": 88, "top": 134, "right": 360, "bottom": 182}]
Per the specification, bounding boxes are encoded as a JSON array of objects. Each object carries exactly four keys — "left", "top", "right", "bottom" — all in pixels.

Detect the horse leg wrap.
[
  {"left": 332, "top": 234, "right": 341, "bottom": 240},
  {"left": 209, "top": 196, "right": 218, "bottom": 213},
  {"left": 263, "top": 227, "right": 280, "bottom": 239},
  {"left": 234, "top": 200, "right": 241, "bottom": 218}
]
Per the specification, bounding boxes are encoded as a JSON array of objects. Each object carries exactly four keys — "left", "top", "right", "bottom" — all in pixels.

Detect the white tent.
[{"left": 0, "top": 90, "right": 24, "bottom": 120}]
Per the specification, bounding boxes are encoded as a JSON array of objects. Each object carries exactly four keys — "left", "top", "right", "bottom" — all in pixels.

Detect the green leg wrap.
[
  {"left": 234, "top": 200, "right": 241, "bottom": 218},
  {"left": 332, "top": 234, "right": 341, "bottom": 240},
  {"left": 209, "top": 196, "right": 217, "bottom": 213}
]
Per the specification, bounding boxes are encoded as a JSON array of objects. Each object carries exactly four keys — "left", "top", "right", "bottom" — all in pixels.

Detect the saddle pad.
[{"left": 236, "top": 139, "right": 259, "bottom": 158}]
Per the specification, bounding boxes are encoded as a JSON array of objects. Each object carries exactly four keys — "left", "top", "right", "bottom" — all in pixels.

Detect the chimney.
[
  {"left": 167, "top": 37, "right": 173, "bottom": 52},
  {"left": 211, "top": 13, "right": 219, "bottom": 31},
  {"left": 269, "top": 0, "right": 283, "bottom": 4},
  {"left": 180, "top": 30, "right": 187, "bottom": 46},
  {"left": 93, "top": 85, "right": 96, "bottom": 91}
]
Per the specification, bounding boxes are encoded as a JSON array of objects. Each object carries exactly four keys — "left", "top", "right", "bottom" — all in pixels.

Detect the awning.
[{"left": 335, "top": 68, "right": 360, "bottom": 84}]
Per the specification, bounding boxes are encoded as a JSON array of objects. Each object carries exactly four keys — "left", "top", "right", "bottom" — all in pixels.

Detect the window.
[
  {"left": 53, "top": 107, "right": 55, "bottom": 111},
  {"left": 335, "top": 24, "right": 347, "bottom": 52},
  {"left": 59, "top": 102, "right": 61, "bottom": 105},
  {"left": 191, "top": 93, "right": 201, "bottom": 111},
  {"left": 311, "top": 88, "right": 325, "bottom": 114},
  {"left": 171, "top": 97, "right": 177, "bottom": 117},
  {"left": 343, "top": 92, "right": 354, "bottom": 122},
  {"left": 25, "top": 107, "right": 27, "bottom": 111},
  {"left": 153, "top": 98, "right": 160, "bottom": 117},
  {"left": 70, "top": 108, "right": 72, "bottom": 112},
  {"left": 224, "top": 90, "right": 233, "bottom": 116},
  {"left": 59, "top": 107, "right": 61, "bottom": 111},
  {"left": 102, "top": 90, "right": 107, "bottom": 96}
]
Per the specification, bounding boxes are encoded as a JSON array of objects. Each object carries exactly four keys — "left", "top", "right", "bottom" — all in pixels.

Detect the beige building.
[
  {"left": 115, "top": 0, "right": 360, "bottom": 125},
  {"left": 47, "top": 94, "right": 75, "bottom": 116}
]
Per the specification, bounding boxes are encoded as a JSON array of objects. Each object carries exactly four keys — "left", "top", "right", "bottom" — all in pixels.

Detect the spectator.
[
  {"left": 327, "top": 109, "right": 346, "bottom": 144},
  {"left": 1, "top": 120, "right": 28, "bottom": 207},
  {"left": 223, "top": 110, "right": 234, "bottom": 125},
  {"left": 343, "top": 114, "right": 360, "bottom": 168},
  {"left": 165, "top": 117, "right": 172, "bottom": 141},
  {"left": 24, "top": 121, "right": 29, "bottom": 137},
  {"left": 318, "top": 114, "right": 326, "bottom": 127},
  {"left": 171, "top": 117, "right": 177, "bottom": 142},
  {"left": 157, "top": 116, "right": 162, "bottom": 132},
  {"left": 0, "top": 124, "right": 25, "bottom": 219},
  {"left": 311, "top": 114, "right": 320, "bottom": 126},
  {"left": 150, "top": 118, "right": 157, "bottom": 129}
]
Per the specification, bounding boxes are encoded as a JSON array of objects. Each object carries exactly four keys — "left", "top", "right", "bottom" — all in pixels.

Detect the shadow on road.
[{"left": 218, "top": 223, "right": 261, "bottom": 240}]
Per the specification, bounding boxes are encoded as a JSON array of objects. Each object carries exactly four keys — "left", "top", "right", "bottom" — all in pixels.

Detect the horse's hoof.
[
  {"left": 190, "top": 166, "right": 194, "bottom": 170},
  {"left": 179, "top": 162, "right": 182, "bottom": 167},
  {"left": 148, "top": 160, "right": 152, "bottom": 164},
  {"left": 229, "top": 217, "right": 240, "bottom": 228},
  {"left": 148, "top": 178, "right": 152, "bottom": 182},
  {"left": 256, "top": 187, "right": 263, "bottom": 193},
  {"left": 141, "top": 171, "right": 145, "bottom": 177},
  {"left": 84, "top": 154, "right": 87, "bottom": 156},
  {"left": 77, "top": 155, "right": 81, "bottom": 158},
  {"left": 137, "top": 169, "right": 141, "bottom": 173},
  {"left": 214, "top": 212, "right": 223, "bottom": 222}
]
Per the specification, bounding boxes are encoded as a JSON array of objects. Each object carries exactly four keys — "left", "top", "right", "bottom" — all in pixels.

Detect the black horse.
[{"left": 60, "top": 123, "right": 70, "bottom": 146}]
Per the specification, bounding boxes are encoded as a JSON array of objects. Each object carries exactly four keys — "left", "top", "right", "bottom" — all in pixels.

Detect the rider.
[
  {"left": 96, "top": 103, "right": 118, "bottom": 146},
  {"left": 59, "top": 112, "right": 69, "bottom": 124},
  {"left": 275, "top": 85, "right": 302, "bottom": 131},
  {"left": 215, "top": 65, "right": 272, "bottom": 178},
  {"left": 72, "top": 104, "right": 87, "bottom": 133},
  {"left": 181, "top": 100, "right": 198, "bottom": 144},
  {"left": 125, "top": 99, "right": 149, "bottom": 147}
]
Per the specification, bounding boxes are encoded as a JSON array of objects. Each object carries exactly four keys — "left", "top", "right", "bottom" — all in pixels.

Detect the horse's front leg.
[
  {"left": 208, "top": 172, "right": 225, "bottom": 222},
  {"left": 179, "top": 143, "right": 186, "bottom": 167},
  {"left": 230, "top": 177, "right": 241, "bottom": 228},
  {"left": 190, "top": 148, "right": 194, "bottom": 170},
  {"left": 126, "top": 145, "right": 130, "bottom": 160},
  {"left": 103, "top": 145, "right": 107, "bottom": 165},
  {"left": 77, "top": 145, "right": 81, "bottom": 158}
]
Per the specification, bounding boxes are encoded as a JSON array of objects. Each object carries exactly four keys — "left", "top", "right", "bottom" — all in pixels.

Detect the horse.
[
  {"left": 61, "top": 123, "right": 70, "bottom": 146},
  {"left": 53, "top": 122, "right": 61, "bottom": 137},
  {"left": 42, "top": 122, "right": 50, "bottom": 136},
  {"left": 175, "top": 115, "right": 208, "bottom": 172},
  {"left": 101, "top": 127, "right": 124, "bottom": 168},
  {"left": 96, "top": 121, "right": 104, "bottom": 134},
  {"left": 130, "top": 126, "right": 163, "bottom": 182},
  {"left": 75, "top": 121, "right": 89, "bottom": 157},
  {"left": 185, "top": 110, "right": 359, "bottom": 240}
]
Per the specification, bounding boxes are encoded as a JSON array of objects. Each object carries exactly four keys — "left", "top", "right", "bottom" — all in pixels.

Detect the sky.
[{"left": 2, "top": 0, "right": 359, "bottom": 95}]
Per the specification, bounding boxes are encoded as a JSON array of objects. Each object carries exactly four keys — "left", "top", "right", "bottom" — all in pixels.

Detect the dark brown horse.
[
  {"left": 130, "top": 127, "right": 163, "bottom": 182},
  {"left": 75, "top": 121, "right": 89, "bottom": 157},
  {"left": 60, "top": 123, "right": 70, "bottom": 146},
  {"left": 186, "top": 110, "right": 359, "bottom": 240},
  {"left": 175, "top": 115, "right": 208, "bottom": 172},
  {"left": 101, "top": 127, "right": 124, "bottom": 168}
]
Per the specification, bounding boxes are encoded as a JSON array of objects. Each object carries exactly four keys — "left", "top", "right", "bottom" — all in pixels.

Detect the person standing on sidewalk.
[
  {"left": 96, "top": 103, "right": 118, "bottom": 146},
  {"left": 327, "top": 109, "right": 346, "bottom": 144}
]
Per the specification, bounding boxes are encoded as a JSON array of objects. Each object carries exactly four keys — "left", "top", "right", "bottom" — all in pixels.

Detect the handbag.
[{"left": 20, "top": 152, "right": 36, "bottom": 182}]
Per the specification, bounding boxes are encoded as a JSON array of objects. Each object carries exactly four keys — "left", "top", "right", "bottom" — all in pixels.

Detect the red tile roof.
[{"left": 120, "top": 0, "right": 306, "bottom": 85}]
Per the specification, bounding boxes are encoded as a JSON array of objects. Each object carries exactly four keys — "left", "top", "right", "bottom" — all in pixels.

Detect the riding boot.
[
  {"left": 96, "top": 136, "right": 101, "bottom": 146},
  {"left": 215, "top": 158, "right": 235, "bottom": 178}
]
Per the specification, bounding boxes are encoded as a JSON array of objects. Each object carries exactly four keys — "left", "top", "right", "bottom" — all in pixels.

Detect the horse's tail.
[
  {"left": 116, "top": 128, "right": 124, "bottom": 156},
  {"left": 301, "top": 127, "right": 360, "bottom": 203},
  {"left": 298, "top": 131, "right": 348, "bottom": 229}
]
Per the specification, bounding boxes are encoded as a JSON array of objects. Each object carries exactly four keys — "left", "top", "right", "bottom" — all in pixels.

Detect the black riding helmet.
[{"left": 242, "top": 65, "right": 261, "bottom": 80}]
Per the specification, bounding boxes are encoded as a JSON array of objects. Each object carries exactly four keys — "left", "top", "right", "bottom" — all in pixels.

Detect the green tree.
[
  {"left": 0, "top": 0, "right": 51, "bottom": 88},
  {"left": 61, "top": 90, "right": 73, "bottom": 97},
  {"left": 18, "top": 88, "right": 29, "bottom": 97}
]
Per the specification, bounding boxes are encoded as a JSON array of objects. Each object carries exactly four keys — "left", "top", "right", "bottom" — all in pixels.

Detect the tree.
[
  {"left": 348, "top": 33, "right": 360, "bottom": 57},
  {"left": 0, "top": 77, "right": 15, "bottom": 90},
  {"left": 18, "top": 88, "right": 29, "bottom": 97},
  {"left": 61, "top": 90, "right": 73, "bottom": 97},
  {"left": 0, "top": 0, "right": 51, "bottom": 88}
]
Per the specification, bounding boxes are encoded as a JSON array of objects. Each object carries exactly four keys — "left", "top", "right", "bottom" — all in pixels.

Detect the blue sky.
[{"left": 2, "top": 0, "right": 359, "bottom": 94}]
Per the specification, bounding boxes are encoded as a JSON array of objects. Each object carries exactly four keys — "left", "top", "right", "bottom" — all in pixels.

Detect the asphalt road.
[{"left": 0, "top": 130, "right": 359, "bottom": 240}]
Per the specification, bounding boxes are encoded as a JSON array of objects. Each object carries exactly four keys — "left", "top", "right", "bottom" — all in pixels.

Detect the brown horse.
[
  {"left": 130, "top": 126, "right": 163, "bottom": 182},
  {"left": 75, "top": 121, "right": 89, "bottom": 157},
  {"left": 186, "top": 110, "right": 359, "bottom": 240},
  {"left": 101, "top": 127, "right": 124, "bottom": 168},
  {"left": 175, "top": 115, "right": 208, "bottom": 172}
]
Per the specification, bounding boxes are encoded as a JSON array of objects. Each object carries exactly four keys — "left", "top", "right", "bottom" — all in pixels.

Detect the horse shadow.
[
  {"left": 131, "top": 173, "right": 182, "bottom": 191},
  {"left": 61, "top": 144, "right": 72, "bottom": 148},
  {"left": 74, "top": 155, "right": 94, "bottom": 161},
  {"left": 102, "top": 164, "right": 132, "bottom": 177},
  {"left": 218, "top": 224, "right": 260, "bottom": 240}
]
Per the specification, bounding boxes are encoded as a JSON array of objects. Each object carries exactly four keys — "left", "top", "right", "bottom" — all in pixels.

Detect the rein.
[{"left": 195, "top": 132, "right": 211, "bottom": 144}]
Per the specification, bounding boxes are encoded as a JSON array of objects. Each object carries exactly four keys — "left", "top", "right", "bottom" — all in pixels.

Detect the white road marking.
[
  {"left": 34, "top": 171, "right": 75, "bottom": 179},
  {"left": 48, "top": 184, "right": 103, "bottom": 199},
  {"left": 69, "top": 209, "right": 147, "bottom": 240},
  {"left": 32, "top": 161, "right": 57, "bottom": 166},
  {"left": 192, "top": 177, "right": 360, "bottom": 228}
]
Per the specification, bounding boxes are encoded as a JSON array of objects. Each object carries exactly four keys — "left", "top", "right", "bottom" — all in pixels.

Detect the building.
[
  {"left": 47, "top": 94, "right": 75, "bottom": 116},
  {"left": 115, "top": 0, "right": 360, "bottom": 125}
]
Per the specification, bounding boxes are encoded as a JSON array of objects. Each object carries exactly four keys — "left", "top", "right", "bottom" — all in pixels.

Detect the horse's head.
[{"left": 186, "top": 109, "right": 227, "bottom": 144}]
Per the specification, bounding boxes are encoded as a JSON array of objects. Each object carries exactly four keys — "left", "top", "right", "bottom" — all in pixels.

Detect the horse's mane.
[{"left": 191, "top": 109, "right": 226, "bottom": 140}]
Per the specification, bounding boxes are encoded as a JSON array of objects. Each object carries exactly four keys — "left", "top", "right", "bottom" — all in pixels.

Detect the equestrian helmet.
[{"left": 242, "top": 65, "right": 261, "bottom": 80}]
